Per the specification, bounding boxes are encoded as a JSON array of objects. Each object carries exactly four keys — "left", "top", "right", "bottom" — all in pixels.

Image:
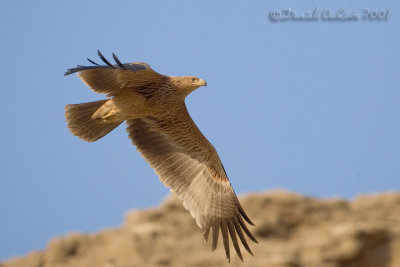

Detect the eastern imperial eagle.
[{"left": 64, "top": 51, "right": 257, "bottom": 262}]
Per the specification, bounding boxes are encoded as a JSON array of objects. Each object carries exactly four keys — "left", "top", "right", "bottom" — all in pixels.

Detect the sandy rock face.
[{"left": 2, "top": 190, "right": 400, "bottom": 267}]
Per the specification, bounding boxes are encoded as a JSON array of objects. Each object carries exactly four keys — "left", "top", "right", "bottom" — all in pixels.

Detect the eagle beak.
[{"left": 202, "top": 79, "right": 207, "bottom": 87}]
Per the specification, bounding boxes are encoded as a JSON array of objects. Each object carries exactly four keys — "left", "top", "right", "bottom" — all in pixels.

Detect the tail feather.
[{"left": 65, "top": 100, "right": 122, "bottom": 142}]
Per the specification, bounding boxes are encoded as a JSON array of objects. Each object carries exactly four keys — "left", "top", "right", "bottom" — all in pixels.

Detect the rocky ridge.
[{"left": 2, "top": 190, "right": 400, "bottom": 267}]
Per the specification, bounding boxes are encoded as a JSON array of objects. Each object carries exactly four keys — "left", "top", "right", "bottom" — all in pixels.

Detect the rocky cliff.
[{"left": 2, "top": 190, "right": 400, "bottom": 267}]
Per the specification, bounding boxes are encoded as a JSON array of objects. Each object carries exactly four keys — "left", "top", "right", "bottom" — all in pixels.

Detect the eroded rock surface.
[{"left": 2, "top": 190, "right": 400, "bottom": 267}]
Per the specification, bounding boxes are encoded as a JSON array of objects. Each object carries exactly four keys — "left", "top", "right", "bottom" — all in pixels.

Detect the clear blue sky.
[{"left": 0, "top": 0, "right": 399, "bottom": 261}]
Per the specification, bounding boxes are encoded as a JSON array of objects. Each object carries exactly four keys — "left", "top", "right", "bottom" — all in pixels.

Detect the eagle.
[{"left": 64, "top": 51, "right": 257, "bottom": 261}]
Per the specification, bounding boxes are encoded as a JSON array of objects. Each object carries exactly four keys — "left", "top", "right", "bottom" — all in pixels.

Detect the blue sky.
[{"left": 0, "top": 0, "right": 399, "bottom": 261}]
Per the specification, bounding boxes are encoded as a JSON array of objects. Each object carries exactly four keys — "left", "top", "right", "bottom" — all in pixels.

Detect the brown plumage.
[{"left": 64, "top": 51, "right": 257, "bottom": 261}]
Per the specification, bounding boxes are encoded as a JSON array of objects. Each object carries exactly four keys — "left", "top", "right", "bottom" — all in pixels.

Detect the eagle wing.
[
  {"left": 64, "top": 50, "right": 166, "bottom": 96},
  {"left": 126, "top": 107, "right": 257, "bottom": 261}
]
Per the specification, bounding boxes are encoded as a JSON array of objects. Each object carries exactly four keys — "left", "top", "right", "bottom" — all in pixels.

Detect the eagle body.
[{"left": 65, "top": 51, "right": 257, "bottom": 262}]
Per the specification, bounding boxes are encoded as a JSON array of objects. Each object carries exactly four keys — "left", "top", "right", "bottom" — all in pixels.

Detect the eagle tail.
[{"left": 65, "top": 99, "right": 122, "bottom": 142}]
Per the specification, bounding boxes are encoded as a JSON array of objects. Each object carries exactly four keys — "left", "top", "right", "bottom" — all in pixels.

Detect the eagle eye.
[{"left": 191, "top": 78, "right": 196, "bottom": 82}]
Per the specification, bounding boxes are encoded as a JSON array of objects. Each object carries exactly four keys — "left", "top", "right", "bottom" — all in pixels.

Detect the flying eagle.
[{"left": 64, "top": 51, "right": 257, "bottom": 261}]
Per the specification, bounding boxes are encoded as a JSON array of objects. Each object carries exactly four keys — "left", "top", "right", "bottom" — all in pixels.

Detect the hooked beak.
[{"left": 200, "top": 79, "right": 207, "bottom": 87}]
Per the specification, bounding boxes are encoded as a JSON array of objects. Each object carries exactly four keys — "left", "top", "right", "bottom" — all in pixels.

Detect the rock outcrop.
[{"left": 2, "top": 190, "right": 400, "bottom": 267}]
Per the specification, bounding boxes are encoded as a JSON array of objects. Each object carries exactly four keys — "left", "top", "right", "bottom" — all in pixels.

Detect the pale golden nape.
[{"left": 64, "top": 51, "right": 257, "bottom": 262}]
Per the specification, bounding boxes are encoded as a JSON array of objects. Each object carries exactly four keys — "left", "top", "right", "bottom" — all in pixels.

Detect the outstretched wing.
[
  {"left": 126, "top": 107, "right": 257, "bottom": 262},
  {"left": 64, "top": 50, "right": 166, "bottom": 96}
]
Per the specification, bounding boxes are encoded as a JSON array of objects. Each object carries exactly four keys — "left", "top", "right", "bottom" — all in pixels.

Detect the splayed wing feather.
[
  {"left": 234, "top": 218, "right": 253, "bottom": 255},
  {"left": 97, "top": 50, "right": 115, "bottom": 67},
  {"left": 220, "top": 223, "right": 230, "bottom": 261},
  {"left": 125, "top": 109, "right": 256, "bottom": 261},
  {"left": 112, "top": 53, "right": 127, "bottom": 69},
  {"left": 86, "top": 58, "right": 100, "bottom": 65},
  {"left": 228, "top": 222, "right": 242, "bottom": 261},
  {"left": 212, "top": 222, "right": 220, "bottom": 250}
]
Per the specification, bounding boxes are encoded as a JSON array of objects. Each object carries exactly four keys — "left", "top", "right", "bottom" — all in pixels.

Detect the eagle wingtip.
[{"left": 64, "top": 69, "right": 72, "bottom": 76}]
